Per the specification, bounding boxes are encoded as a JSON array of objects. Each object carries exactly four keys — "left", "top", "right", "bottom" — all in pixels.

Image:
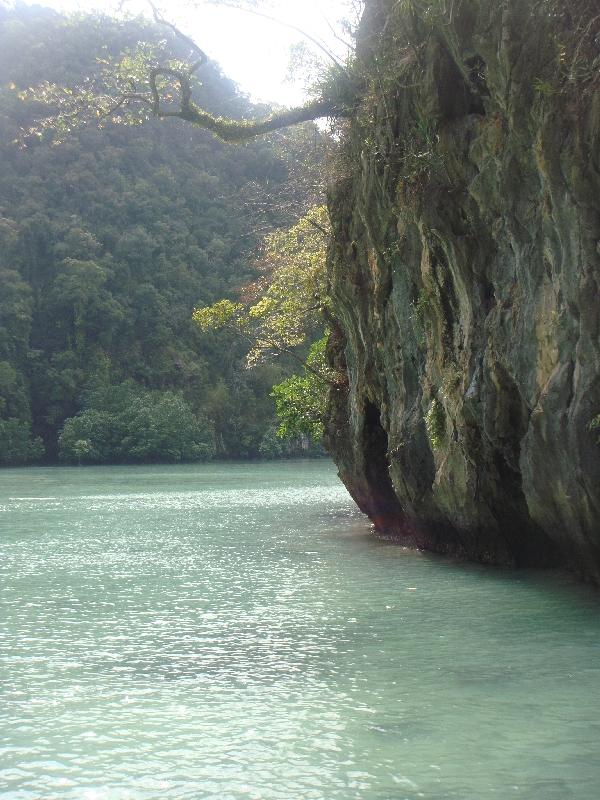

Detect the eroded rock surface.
[{"left": 325, "top": 0, "right": 600, "bottom": 579}]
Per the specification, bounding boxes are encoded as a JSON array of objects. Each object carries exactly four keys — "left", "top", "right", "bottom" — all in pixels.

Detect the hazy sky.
[{"left": 12, "top": 0, "right": 357, "bottom": 105}]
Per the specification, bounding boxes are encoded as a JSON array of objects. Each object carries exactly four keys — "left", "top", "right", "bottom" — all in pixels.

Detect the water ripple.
[{"left": 1, "top": 461, "right": 600, "bottom": 799}]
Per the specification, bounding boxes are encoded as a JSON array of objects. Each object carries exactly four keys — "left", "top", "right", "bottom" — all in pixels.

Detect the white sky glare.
[{"left": 13, "top": 0, "right": 357, "bottom": 106}]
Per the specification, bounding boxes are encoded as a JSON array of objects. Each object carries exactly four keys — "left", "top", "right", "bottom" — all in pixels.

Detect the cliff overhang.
[{"left": 325, "top": 0, "right": 600, "bottom": 581}]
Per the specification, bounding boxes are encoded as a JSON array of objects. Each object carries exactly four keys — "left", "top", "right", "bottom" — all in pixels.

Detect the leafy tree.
[
  {"left": 194, "top": 205, "right": 330, "bottom": 369},
  {"left": 194, "top": 207, "right": 339, "bottom": 443},
  {"left": 0, "top": 419, "right": 45, "bottom": 466},
  {"left": 118, "top": 391, "right": 214, "bottom": 462},
  {"left": 58, "top": 410, "right": 118, "bottom": 464},
  {"left": 271, "top": 335, "right": 330, "bottom": 441},
  {"left": 0, "top": 361, "right": 30, "bottom": 422},
  {"left": 72, "top": 438, "right": 94, "bottom": 464},
  {"left": 58, "top": 381, "right": 215, "bottom": 464},
  {"left": 0, "top": 269, "right": 38, "bottom": 460},
  {"left": 0, "top": 5, "right": 329, "bottom": 462},
  {"left": 245, "top": 205, "right": 331, "bottom": 366},
  {"left": 0, "top": 269, "right": 33, "bottom": 361}
]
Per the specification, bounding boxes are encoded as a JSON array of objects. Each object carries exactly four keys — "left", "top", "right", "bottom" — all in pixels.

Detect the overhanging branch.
[
  {"left": 165, "top": 96, "right": 347, "bottom": 141},
  {"left": 148, "top": 0, "right": 208, "bottom": 73},
  {"left": 141, "top": 3, "right": 354, "bottom": 140}
]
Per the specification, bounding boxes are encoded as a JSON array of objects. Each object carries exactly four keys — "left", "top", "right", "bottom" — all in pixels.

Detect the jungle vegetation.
[{"left": 0, "top": 4, "right": 331, "bottom": 465}]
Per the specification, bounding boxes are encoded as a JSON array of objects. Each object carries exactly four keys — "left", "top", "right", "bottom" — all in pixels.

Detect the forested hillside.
[{"left": 0, "top": 5, "right": 326, "bottom": 465}]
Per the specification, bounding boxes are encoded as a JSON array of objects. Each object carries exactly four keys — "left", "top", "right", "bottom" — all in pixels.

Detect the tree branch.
[
  {"left": 141, "top": 3, "right": 355, "bottom": 140},
  {"left": 147, "top": 1, "right": 208, "bottom": 74},
  {"left": 150, "top": 66, "right": 193, "bottom": 114},
  {"left": 323, "top": 15, "right": 355, "bottom": 53},
  {"left": 98, "top": 92, "right": 153, "bottom": 121},
  {"left": 164, "top": 96, "right": 347, "bottom": 141},
  {"left": 19, "top": 3, "right": 358, "bottom": 143},
  {"left": 307, "top": 218, "right": 330, "bottom": 236}
]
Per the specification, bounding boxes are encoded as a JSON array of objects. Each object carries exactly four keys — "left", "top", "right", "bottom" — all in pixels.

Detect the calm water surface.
[{"left": 1, "top": 461, "right": 600, "bottom": 799}]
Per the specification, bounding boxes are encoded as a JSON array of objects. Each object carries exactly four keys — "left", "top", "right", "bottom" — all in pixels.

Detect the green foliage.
[
  {"left": 424, "top": 397, "right": 446, "bottom": 450},
  {"left": 590, "top": 415, "right": 600, "bottom": 444},
  {"left": 193, "top": 205, "right": 330, "bottom": 366},
  {"left": 58, "top": 381, "right": 215, "bottom": 464},
  {"left": 534, "top": 0, "right": 600, "bottom": 92},
  {"left": 258, "top": 425, "right": 292, "bottom": 457},
  {"left": 192, "top": 196, "right": 338, "bottom": 450},
  {"left": 12, "top": 27, "right": 176, "bottom": 140},
  {"left": 193, "top": 300, "right": 245, "bottom": 332},
  {"left": 0, "top": 355, "right": 43, "bottom": 465},
  {"left": 533, "top": 77, "right": 557, "bottom": 96},
  {"left": 271, "top": 336, "right": 330, "bottom": 442},
  {"left": 118, "top": 393, "right": 214, "bottom": 463},
  {"left": 247, "top": 205, "right": 330, "bottom": 364},
  {"left": 395, "top": 0, "right": 449, "bottom": 15},
  {"left": 258, "top": 424, "right": 325, "bottom": 458},
  {"left": 193, "top": 206, "right": 334, "bottom": 446},
  {"left": 413, "top": 286, "right": 433, "bottom": 325},
  {"left": 0, "top": 419, "right": 45, "bottom": 466},
  {"left": 72, "top": 439, "right": 93, "bottom": 462},
  {"left": 9, "top": 0, "right": 360, "bottom": 144},
  {"left": 0, "top": 5, "right": 328, "bottom": 463},
  {"left": 398, "top": 114, "right": 445, "bottom": 192},
  {"left": 0, "top": 269, "right": 33, "bottom": 361},
  {"left": 0, "top": 361, "right": 29, "bottom": 419},
  {"left": 58, "top": 411, "right": 115, "bottom": 464}
]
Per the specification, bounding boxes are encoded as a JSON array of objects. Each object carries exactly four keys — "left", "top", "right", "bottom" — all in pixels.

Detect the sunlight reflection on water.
[{"left": 1, "top": 461, "right": 600, "bottom": 799}]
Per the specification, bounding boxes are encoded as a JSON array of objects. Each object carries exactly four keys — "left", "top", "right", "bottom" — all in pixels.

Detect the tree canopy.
[
  {"left": 193, "top": 204, "right": 340, "bottom": 443},
  {"left": 193, "top": 205, "right": 330, "bottom": 368},
  {"left": 0, "top": 4, "right": 330, "bottom": 464}
]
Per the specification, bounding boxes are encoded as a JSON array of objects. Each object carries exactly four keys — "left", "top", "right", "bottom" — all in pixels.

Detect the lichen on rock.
[{"left": 324, "top": 0, "right": 600, "bottom": 580}]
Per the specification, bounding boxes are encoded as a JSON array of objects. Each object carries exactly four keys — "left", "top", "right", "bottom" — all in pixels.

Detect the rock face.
[{"left": 325, "top": 0, "right": 600, "bottom": 580}]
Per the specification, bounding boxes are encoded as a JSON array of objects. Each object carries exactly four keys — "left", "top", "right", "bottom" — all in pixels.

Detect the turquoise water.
[{"left": 1, "top": 461, "right": 600, "bottom": 799}]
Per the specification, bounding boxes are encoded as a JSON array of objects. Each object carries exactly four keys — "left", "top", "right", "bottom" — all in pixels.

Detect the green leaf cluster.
[
  {"left": 193, "top": 300, "right": 244, "bottom": 332},
  {"left": 0, "top": 5, "right": 328, "bottom": 464},
  {"left": 424, "top": 397, "right": 446, "bottom": 450},
  {"left": 271, "top": 336, "right": 330, "bottom": 442},
  {"left": 193, "top": 204, "right": 330, "bottom": 367},
  {"left": 246, "top": 205, "right": 330, "bottom": 365},
  {"left": 58, "top": 381, "right": 215, "bottom": 464}
]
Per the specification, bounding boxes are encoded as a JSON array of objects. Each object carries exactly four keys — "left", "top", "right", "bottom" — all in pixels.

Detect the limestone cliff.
[{"left": 325, "top": 0, "right": 600, "bottom": 580}]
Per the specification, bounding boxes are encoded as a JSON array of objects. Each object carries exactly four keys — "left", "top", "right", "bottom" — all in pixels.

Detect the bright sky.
[{"left": 13, "top": 0, "right": 357, "bottom": 105}]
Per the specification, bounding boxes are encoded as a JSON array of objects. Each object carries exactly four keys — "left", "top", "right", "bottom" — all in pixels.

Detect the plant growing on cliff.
[
  {"left": 424, "top": 397, "right": 446, "bottom": 450},
  {"left": 194, "top": 205, "right": 331, "bottom": 371},
  {"left": 271, "top": 336, "right": 331, "bottom": 441},
  {"left": 413, "top": 286, "right": 434, "bottom": 325},
  {"left": 590, "top": 415, "right": 600, "bottom": 444},
  {"left": 194, "top": 206, "right": 337, "bottom": 441}
]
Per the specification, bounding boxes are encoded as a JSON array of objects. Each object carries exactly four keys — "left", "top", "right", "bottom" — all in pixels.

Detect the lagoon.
[{"left": 1, "top": 461, "right": 600, "bottom": 799}]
